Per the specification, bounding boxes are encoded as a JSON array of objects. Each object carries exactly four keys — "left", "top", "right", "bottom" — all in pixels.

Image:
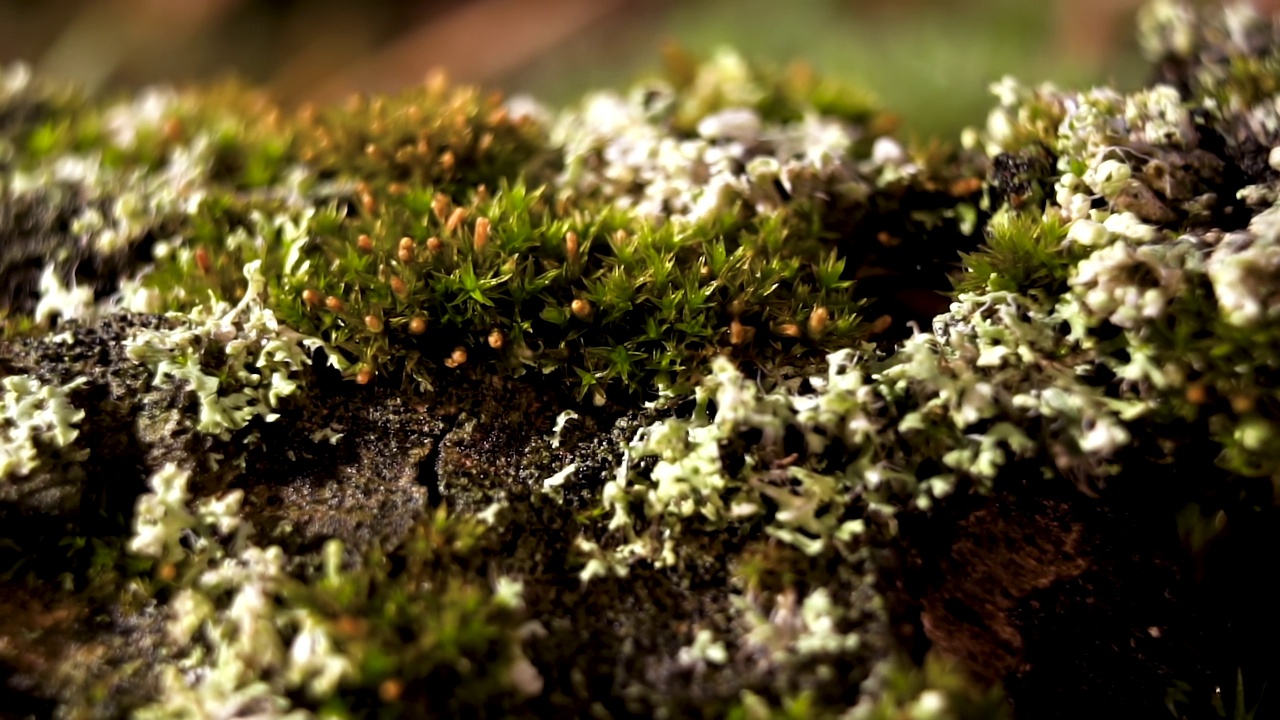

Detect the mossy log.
[{"left": 3, "top": 2, "right": 1280, "bottom": 718}]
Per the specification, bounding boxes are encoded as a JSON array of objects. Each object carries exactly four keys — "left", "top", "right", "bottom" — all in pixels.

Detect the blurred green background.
[{"left": 0, "top": 0, "right": 1152, "bottom": 137}]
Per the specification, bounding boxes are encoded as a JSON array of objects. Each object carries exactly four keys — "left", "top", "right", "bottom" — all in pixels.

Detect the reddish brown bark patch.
[{"left": 893, "top": 488, "right": 1220, "bottom": 719}]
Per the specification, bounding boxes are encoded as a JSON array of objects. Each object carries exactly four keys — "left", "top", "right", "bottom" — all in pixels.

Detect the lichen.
[
  {"left": 124, "top": 259, "right": 334, "bottom": 440},
  {"left": 0, "top": 373, "right": 86, "bottom": 480}
]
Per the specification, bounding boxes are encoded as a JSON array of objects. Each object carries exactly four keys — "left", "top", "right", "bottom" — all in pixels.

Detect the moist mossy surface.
[{"left": 3, "top": 2, "right": 1280, "bottom": 718}]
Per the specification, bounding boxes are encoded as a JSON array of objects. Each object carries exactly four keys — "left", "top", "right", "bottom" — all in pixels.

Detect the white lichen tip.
[
  {"left": 550, "top": 409, "right": 579, "bottom": 448},
  {"left": 677, "top": 628, "right": 729, "bottom": 667},
  {"left": 128, "top": 463, "right": 195, "bottom": 561},
  {"left": 126, "top": 258, "right": 335, "bottom": 439},
  {"left": 1, "top": 374, "right": 87, "bottom": 480},
  {"left": 34, "top": 265, "right": 96, "bottom": 326},
  {"left": 494, "top": 576, "right": 525, "bottom": 610}
]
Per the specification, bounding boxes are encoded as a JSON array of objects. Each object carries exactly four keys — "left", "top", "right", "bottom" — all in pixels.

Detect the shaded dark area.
[{"left": 891, "top": 438, "right": 1280, "bottom": 719}]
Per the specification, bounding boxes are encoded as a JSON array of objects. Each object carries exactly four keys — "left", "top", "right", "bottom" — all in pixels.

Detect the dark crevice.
[
  {"left": 0, "top": 669, "right": 58, "bottom": 720},
  {"left": 415, "top": 429, "right": 450, "bottom": 508}
]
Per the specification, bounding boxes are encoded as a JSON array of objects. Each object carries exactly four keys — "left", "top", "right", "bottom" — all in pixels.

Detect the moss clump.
[
  {"left": 953, "top": 209, "right": 1082, "bottom": 295},
  {"left": 131, "top": 485, "right": 532, "bottom": 720},
  {"left": 2, "top": 40, "right": 984, "bottom": 405}
]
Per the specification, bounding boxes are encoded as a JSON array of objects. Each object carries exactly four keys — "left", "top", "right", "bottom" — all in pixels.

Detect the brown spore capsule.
[
  {"left": 1185, "top": 382, "right": 1208, "bottom": 405},
  {"left": 379, "top": 678, "right": 404, "bottom": 703},
  {"left": 445, "top": 346, "right": 468, "bottom": 368},
  {"left": 365, "top": 315, "right": 384, "bottom": 333},
  {"left": 325, "top": 295, "right": 344, "bottom": 312},
  {"left": 571, "top": 298, "right": 592, "bottom": 320},
  {"left": 474, "top": 217, "right": 491, "bottom": 251},
  {"left": 163, "top": 117, "right": 183, "bottom": 142},
  {"left": 566, "top": 231, "right": 579, "bottom": 262},
  {"left": 446, "top": 207, "right": 468, "bottom": 234},
  {"left": 807, "top": 306, "right": 830, "bottom": 336},
  {"left": 408, "top": 316, "right": 428, "bottom": 335},
  {"left": 195, "top": 246, "right": 212, "bottom": 274},
  {"left": 1232, "top": 394, "right": 1257, "bottom": 414},
  {"left": 390, "top": 276, "right": 408, "bottom": 298},
  {"left": 425, "top": 67, "right": 448, "bottom": 95}
]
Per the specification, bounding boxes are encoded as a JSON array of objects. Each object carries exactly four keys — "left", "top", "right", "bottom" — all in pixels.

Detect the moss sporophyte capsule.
[{"left": 445, "top": 346, "right": 468, "bottom": 368}]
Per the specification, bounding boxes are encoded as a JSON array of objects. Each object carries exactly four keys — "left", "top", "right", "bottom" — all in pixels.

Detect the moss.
[
  {"left": 1, "top": 41, "right": 982, "bottom": 402},
  {"left": 848, "top": 654, "right": 1010, "bottom": 720},
  {"left": 953, "top": 209, "right": 1081, "bottom": 295}
]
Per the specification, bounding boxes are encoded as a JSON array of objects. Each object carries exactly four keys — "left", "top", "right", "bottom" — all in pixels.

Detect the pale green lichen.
[
  {"left": 0, "top": 373, "right": 87, "bottom": 479},
  {"left": 677, "top": 628, "right": 729, "bottom": 667},
  {"left": 34, "top": 264, "right": 97, "bottom": 326},
  {"left": 554, "top": 46, "right": 881, "bottom": 225},
  {"left": 1207, "top": 207, "right": 1280, "bottom": 326},
  {"left": 125, "top": 259, "right": 338, "bottom": 439},
  {"left": 128, "top": 463, "right": 245, "bottom": 563}
]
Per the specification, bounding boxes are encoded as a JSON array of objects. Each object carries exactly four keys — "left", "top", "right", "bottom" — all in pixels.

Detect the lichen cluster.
[
  {"left": 0, "top": 374, "right": 85, "bottom": 483},
  {"left": 2, "top": 1, "right": 1280, "bottom": 718}
]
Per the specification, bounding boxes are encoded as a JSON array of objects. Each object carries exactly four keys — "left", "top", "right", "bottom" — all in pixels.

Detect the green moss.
[
  {"left": 656, "top": 44, "right": 882, "bottom": 132},
  {"left": 1, "top": 40, "right": 980, "bottom": 406},
  {"left": 849, "top": 655, "right": 1010, "bottom": 720},
  {"left": 2, "top": 46, "right": 971, "bottom": 404},
  {"left": 954, "top": 208, "right": 1080, "bottom": 295}
]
